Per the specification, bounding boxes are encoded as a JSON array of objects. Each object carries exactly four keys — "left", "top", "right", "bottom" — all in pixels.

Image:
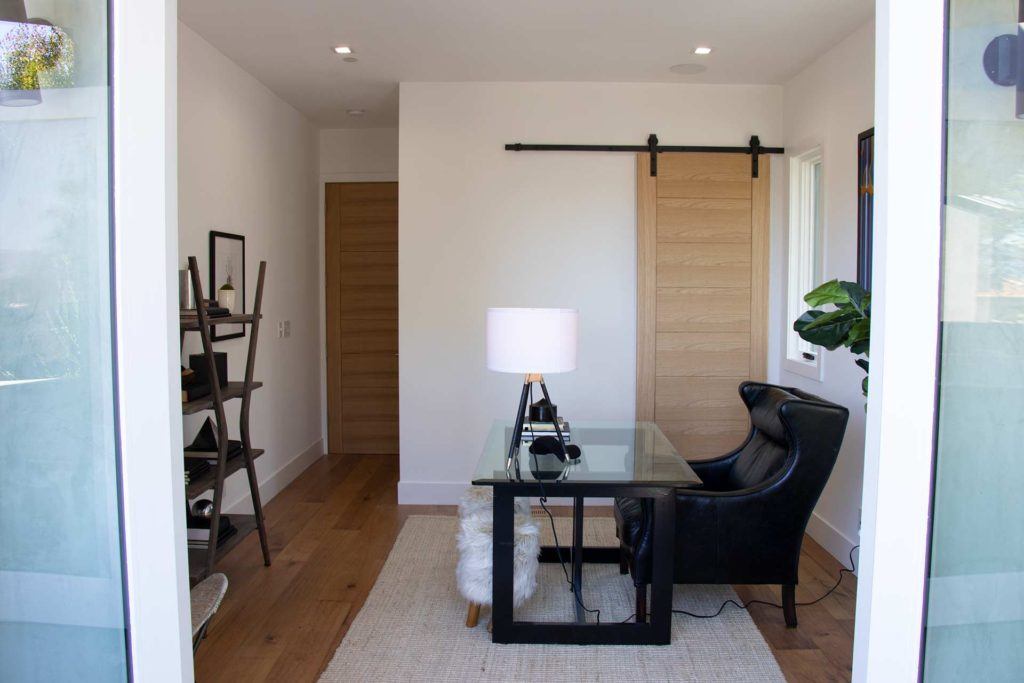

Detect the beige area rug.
[{"left": 320, "top": 515, "right": 784, "bottom": 682}]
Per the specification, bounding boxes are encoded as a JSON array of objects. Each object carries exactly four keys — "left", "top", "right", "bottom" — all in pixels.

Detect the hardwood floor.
[{"left": 194, "top": 453, "right": 856, "bottom": 682}]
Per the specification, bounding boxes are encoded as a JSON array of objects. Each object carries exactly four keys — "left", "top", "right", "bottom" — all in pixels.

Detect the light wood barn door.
[
  {"left": 636, "top": 153, "right": 770, "bottom": 459},
  {"left": 326, "top": 182, "right": 398, "bottom": 454}
]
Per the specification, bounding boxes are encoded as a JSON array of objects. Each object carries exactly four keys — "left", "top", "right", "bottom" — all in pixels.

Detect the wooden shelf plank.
[
  {"left": 180, "top": 313, "right": 262, "bottom": 330},
  {"left": 185, "top": 448, "right": 264, "bottom": 499},
  {"left": 182, "top": 381, "right": 263, "bottom": 415},
  {"left": 188, "top": 514, "right": 258, "bottom": 584}
]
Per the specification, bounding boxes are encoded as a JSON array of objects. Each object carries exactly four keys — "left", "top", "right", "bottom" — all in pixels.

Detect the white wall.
[
  {"left": 320, "top": 128, "right": 398, "bottom": 179},
  {"left": 768, "top": 21, "right": 875, "bottom": 564},
  {"left": 398, "top": 82, "right": 783, "bottom": 504},
  {"left": 178, "top": 22, "right": 322, "bottom": 512}
]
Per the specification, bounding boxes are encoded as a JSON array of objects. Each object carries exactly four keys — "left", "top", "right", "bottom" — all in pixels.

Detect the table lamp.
[{"left": 486, "top": 307, "right": 579, "bottom": 474}]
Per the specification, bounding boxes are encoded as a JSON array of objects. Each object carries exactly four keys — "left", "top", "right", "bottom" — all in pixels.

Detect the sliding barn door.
[
  {"left": 325, "top": 182, "right": 398, "bottom": 454},
  {"left": 636, "top": 153, "right": 769, "bottom": 459}
]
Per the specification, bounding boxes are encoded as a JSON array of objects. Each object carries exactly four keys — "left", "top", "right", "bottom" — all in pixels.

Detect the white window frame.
[{"left": 785, "top": 146, "right": 825, "bottom": 380}]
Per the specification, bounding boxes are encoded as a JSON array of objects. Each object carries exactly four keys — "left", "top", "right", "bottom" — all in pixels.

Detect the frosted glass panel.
[
  {"left": 923, "top": 1, "right": 1024, "bottom": 680},
  {"left": 0, "top": 1, "right": 127, "bottom": 680}
]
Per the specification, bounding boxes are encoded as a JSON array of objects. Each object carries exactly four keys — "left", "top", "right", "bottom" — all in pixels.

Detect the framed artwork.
[
  {"left": 209, "top": 231, "right": 246, "bottom": 341},
  {"left": 857, "top": 128, "right": 874, "bottom": 290}
]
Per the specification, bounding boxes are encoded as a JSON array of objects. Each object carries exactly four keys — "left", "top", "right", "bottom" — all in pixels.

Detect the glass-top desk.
[{"left": 471, "top": 421, "right": 702, "bottom": 645}]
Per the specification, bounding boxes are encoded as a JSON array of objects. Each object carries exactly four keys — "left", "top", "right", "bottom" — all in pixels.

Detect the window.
[{"left": 786, "top": 147, "right": 824, "bottom": 379}]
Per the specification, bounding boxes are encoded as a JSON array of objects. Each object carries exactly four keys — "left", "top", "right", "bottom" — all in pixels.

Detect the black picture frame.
[
  {"left": 857, "top": 128, "right": 874, "bottom": 290},
  {"left": 209, "top": 231, "right": 246, "bottom": 341}
]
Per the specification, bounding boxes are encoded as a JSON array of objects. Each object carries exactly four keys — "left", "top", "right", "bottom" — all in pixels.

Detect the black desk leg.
[
  {"left": 649, "top": 494, "right": 675, "bottom": 644},
  {"left": 572, "top": 495, "right": 585, "bottom": 622},
  {"left": 491, "top": 486, "right": 515, "bottom": 642}
]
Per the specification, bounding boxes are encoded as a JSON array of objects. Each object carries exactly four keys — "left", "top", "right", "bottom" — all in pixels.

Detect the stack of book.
[
  {"left": 187, "top": 515, "right": 238, "bottom": 548},
  {"left": 180, "top": 300, "right": 232, "bottom": 320},
  {"left": 520, "top": 418, "right": 571, "bottom": 442}
]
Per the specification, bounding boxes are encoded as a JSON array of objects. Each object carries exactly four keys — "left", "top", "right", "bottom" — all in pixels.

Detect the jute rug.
[{"left": 320, "top": 515, "right": 784, "bottom": 682}]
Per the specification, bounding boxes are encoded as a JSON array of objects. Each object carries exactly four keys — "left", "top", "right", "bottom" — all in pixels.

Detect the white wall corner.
[
  {"left": 806, "top": 512, "right": 859, "bottom": 573},
  {"left": 853, "top": 2, "right": 944, "bottom": 680},
  {"left": 113, "top": 0, "right": 191, "bottom": 679}
]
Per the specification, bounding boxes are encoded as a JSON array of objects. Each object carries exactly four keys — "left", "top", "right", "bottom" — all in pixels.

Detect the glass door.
[
  {"left": 923, "top": 0, "right": 1024, "bottom": 680},
  {"left": 0, "top": 1, "right": 128, "bottom": 680}
]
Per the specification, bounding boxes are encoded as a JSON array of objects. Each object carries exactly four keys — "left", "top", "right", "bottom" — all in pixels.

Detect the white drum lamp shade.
[{"left": 486, "top": 308, "right": 578, "bottom": 374}]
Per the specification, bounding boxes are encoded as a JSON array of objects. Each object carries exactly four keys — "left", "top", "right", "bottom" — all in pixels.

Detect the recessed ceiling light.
[
  {"left": 693, "top": 46, "right": 712, "bottom": 55},
  {"left": 333, "top": 46, "right": 353, "bottom": 55},
  {"left": 669, "top": 63, "right": 707, "bottom": 75},
  {"left": 346, "top": 109, "right": 365, "bottom": 117}
]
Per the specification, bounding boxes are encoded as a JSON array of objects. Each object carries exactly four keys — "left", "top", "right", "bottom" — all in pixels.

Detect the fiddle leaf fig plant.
[{"left": 793, "top": 279, "right": 871, "bottom": 396}]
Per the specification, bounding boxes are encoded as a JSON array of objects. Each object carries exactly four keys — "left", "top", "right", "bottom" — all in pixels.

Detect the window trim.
[{"left": 785, "top": 145, "right": 825, "bottom": 381}]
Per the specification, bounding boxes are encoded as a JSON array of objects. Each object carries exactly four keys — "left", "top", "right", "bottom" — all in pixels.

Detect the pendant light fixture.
[{"left": 0, "top": 0, "right": 60, "bottom": 107}]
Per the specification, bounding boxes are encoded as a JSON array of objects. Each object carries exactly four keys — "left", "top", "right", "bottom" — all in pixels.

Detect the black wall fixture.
[
  {"left": 982, "top": 0, "right": 1024, "bottom": 118},
  {"left": 505, "top": 134, "right": 784, "bottom": 178}
]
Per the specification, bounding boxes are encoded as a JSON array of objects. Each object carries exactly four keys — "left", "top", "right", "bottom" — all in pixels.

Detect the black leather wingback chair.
[{"left": 614, "top": 381, "right": 849, "bottom": 627}]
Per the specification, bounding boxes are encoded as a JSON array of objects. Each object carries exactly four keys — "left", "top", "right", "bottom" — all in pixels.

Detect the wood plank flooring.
[{"left": 194, "top": 453, "right": 856, "bottom": 682}]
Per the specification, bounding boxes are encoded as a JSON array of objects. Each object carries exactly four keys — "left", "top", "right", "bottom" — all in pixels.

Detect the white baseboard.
[
  {"left": 397, "top": 480, "right": 469, "bottom": 505},
  {"left": 806, "top": 511, "right": 860, "bottom": 572},
  {"left": 223, "top": 438, "right": 324, "bottom": 514}
]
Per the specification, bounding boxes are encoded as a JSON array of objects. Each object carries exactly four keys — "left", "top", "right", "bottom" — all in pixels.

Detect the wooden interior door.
[
  {"left": 636, "top": 153, "right": 770, "bottom": 459},
  {"left": 325, "top": 182, "right": 398, "bottom": 454}
]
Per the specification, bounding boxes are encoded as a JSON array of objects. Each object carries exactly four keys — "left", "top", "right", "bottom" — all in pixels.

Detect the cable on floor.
[{"left": 671, "top": 544, "right": 859, "bottom": 619}]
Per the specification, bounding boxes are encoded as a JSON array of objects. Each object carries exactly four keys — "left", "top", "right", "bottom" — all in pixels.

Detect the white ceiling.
[{"left": 179, "top": 0, "right": 873, "bottom": 129}]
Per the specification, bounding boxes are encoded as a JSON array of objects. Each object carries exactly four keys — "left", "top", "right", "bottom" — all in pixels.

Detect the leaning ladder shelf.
[{"left": 181, "top": 256, "right": 270, "bottom": 585}]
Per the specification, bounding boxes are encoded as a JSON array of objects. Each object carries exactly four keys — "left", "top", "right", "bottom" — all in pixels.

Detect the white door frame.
[
  {"left": 112, "top": 0, "right": 193, "bottom": 679},
  {"left": 852, "top": 1, "right": 945, "bottom": 680}
]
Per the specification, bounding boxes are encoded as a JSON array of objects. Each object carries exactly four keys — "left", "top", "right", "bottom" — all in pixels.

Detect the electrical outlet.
[
  {"left": 277, "top": 321, "right": 284, "bottom": 338},
  {"left": 283, "top": 320, "right": 291, "bottom": 338}
]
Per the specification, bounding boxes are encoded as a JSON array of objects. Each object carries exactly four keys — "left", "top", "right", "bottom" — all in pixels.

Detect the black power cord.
[
  {"left": 671, "top": 544, "right": 860, "bottom": 619},
  {"left": 616, "top": 545, "right": 858, "bottom": 624},
  {"left": 526, "top": 385, "right": 602, "bottom": 624}
]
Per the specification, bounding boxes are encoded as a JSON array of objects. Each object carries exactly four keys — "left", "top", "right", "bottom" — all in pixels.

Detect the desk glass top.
[{"left": 471, "top": 421, "right": 701, "bottom": 487}]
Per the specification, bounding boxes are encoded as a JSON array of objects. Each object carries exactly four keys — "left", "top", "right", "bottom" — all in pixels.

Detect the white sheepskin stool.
[{"left": 456, "top": 486, "right": 540, "bottom": 628}]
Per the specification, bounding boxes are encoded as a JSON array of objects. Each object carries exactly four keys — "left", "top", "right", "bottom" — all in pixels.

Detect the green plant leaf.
[
  {"left": 803, "top": 279, "right": 848, "bottom": 307},
  {"left": 850, "top": 339, "right": 870, "bottom": 355},
  {"left": 799, "top": 307, "right": 860, "bottom": 329},
  {"left": 793, "top": 310, "right": 856, "bottom": 350},
  {"left": 855, "top": 358, "right": 869, "bottom": 373},
  {"left": 845, "top": 318, "right": 870, "bottom": 348},
  {"left": 862, "top": 375, "right": 869, "bottom": 397},
  {"left": 839, "top": 281, "right": 869, "bottom": 314}
]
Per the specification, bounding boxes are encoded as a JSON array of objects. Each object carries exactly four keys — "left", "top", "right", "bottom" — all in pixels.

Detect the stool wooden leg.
[{"left": 466, "top": 602, "right": 481, "bottom": 628}]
